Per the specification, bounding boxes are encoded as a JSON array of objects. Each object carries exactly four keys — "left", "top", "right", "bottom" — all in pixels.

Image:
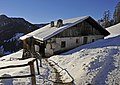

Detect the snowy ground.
[
  {"left": 50, "top": 45, "right": 120, "bottom": 85},
  {"left": 49, "top": 23, "right": 120, "bottom": 85},
  {"left": 0, "top": 23, "right": 120, "bottom": 85},
  {"left": 0, "top": 50, "right": 56, "bottom": 85},
  {"left": 0, "top": 50, "right": 72, "bottom": 85}
]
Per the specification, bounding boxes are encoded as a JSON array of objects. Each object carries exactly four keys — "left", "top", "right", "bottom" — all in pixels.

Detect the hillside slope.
[{"left": 0, "top": 15, "right": 39, "bottom": 55}]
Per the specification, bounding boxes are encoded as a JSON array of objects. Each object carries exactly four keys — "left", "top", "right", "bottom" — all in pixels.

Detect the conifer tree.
[{"left": 113, "top": 2, "right": 120, "bottom": 24}]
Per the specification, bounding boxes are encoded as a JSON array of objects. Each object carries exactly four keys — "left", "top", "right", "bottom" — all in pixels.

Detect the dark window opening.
[
  {"left": 83, "top": 37, "right": 87, "bottom": 44},
  {"left": 61, "top": 41, "right": 66, "bottom": 48},
  {"left": 92, "top": 39, "right": 95, "bottom": 42},
  {"left": 50, "top": 43, "right": 52, "bottom": 49},
  {"left": 76, "top": 39, "right": 79, "bottom": 44}
]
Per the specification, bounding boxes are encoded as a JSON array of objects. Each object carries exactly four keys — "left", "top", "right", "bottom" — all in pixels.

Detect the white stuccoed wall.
[{"left": 45, "top": 35, "right": 104, "bottom": 56}]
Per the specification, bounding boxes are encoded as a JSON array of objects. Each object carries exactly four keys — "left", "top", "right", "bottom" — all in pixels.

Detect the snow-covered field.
[{"left": 0, "top": 23, "right": 120, "bottom": 85}]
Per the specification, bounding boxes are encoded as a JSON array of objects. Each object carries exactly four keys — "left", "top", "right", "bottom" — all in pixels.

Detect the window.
[
  {"left": 76, "top": 39, "right": 79, "bottom": 44},
  {"left": 61, "top": 41, "right": 66, "bottom": 48},
  {"left": 92, "top": 39, "right": 95, "bottom": 42}
]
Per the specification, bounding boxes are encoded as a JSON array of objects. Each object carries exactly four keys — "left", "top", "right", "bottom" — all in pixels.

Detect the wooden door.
[{"left": 83, "top": 37, "right": 87, "bottom": 44}]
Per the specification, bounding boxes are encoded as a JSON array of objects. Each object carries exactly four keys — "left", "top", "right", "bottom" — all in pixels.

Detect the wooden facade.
[{"left": 54, "top": 21, "right": 102, "bottom": 38}]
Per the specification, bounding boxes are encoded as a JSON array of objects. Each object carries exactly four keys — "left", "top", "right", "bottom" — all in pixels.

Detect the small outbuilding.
[{"left": 20, "top": 16, "right": 110, "bottom": 58}]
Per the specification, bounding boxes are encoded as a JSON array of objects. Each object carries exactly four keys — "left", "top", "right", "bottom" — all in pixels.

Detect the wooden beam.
[
  {"left": 0, "top": 59, "right": 37, "bottom": 85},
  {"left": 29, "top": 61, "right": 36, "bottom": 85},
  {"left": 0, "top": 59, "right": 36, "bottom": 70},
  {"left": 36, "top": 59, "right": 40, "bottom": 75},
  {"left": 0, "top": 63, "right": 29, "bottom": 70},
  {"left": 0, "top": 74, "right": 35, "bottom": 79}
]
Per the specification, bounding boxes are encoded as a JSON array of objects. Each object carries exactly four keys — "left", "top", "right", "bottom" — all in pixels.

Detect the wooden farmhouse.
[{"left": 20, "top": 16, "right": 110, "bottom": 58}]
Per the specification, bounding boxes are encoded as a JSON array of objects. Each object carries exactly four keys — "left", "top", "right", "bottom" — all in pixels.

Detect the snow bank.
[
  {"left": 49, "top": 35, "right": 120, "bottom": 85},
  {"left": 0, "top": 49, "right": 23, "bottom": 61}
]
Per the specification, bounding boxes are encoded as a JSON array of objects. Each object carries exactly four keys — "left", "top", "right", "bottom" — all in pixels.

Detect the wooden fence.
[{"left": 0, "top": 58, "right": 40, "bottom": 85}]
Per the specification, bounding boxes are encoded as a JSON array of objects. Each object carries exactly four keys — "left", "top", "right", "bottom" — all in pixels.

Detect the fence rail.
[
  {"left": 0, "top": 58, "right": 37, "bottom": 85},
  {"left": 0, "top": 74, "right": 35, "bottom": 79},
  {"left": 0, "top": 63, "right": 29, "bottom": 70}
]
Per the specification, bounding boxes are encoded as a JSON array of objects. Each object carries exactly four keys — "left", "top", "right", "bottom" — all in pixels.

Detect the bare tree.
[{"left": 98, "top": 10, "right": 111, "bottom": 28}]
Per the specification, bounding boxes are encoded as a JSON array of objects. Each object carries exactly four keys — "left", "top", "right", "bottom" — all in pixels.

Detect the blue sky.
[{"left": 0, "top": 0, "right": 119, "bottom": 23}]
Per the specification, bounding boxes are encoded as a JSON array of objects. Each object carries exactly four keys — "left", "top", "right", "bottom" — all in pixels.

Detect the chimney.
[
  {"left": 57, "top": 19, "right": 63, "bottom": 28},
  {"left": 50, "top": 21, "right": 54, "bottom": 27}
]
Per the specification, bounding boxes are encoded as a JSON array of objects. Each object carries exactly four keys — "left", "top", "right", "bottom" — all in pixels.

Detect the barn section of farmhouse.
[{"left": 20, "top": 16, "right": 110, "bottom": 58}]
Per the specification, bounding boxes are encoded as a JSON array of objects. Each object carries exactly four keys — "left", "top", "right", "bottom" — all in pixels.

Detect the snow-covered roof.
[
  {"left": 105, "top": 23, "right": 120, "bottom": 39},
  {"left": 20, "top": 16, "right": 109, "bottom": 41},
  {"left": 20, "top": 16, "right": 89, "bottom": 41}
]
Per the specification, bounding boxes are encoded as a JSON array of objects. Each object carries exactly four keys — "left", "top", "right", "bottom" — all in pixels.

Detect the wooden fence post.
[
  {"left": 36, "top": 59, "right": 40, "bottom": 75},
  {"left": 29, "top": 61, "right": 36, "bottom": 85}
]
